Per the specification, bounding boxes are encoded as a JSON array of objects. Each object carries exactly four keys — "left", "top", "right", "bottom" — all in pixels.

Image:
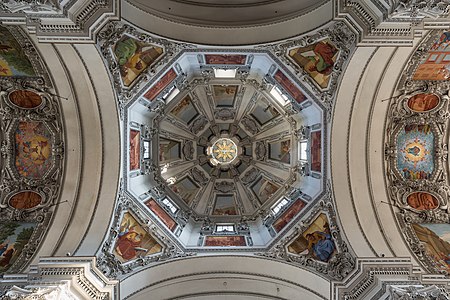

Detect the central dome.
[{"left": 209, "top": 137, "right": 239, "bottom": 165}]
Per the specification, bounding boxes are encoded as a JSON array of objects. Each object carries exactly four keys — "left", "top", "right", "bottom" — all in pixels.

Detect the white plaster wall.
[
  {"left": 332, "top": 37, "right": 424, "bottom": 263},
  {"left": 29, "top": 39, "right": 119, "bottom": 260},
  {"left": 121, "top": 256, "right": 330, "bottom": 300}
]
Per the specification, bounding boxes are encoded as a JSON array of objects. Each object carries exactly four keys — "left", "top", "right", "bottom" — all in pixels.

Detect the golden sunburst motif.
[{"left": 211, "top": 138, "right": 238, "bottom": 164}]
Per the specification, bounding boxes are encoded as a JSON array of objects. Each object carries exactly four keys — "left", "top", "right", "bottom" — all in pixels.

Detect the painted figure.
[{"left": 115, "top": 218, "right": 148, "bottom": 261}]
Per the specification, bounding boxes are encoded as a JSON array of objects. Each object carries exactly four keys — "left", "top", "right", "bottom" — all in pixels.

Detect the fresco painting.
[
  {"left": 114, "top": 212, "right": 162, "bottom": 263},
  {"left": 288, "top": 39, "right": 338, "bottom": 88},
  {"left": 205, "top": 54, "right": 246, "bottom": 65},
  {"left": 397, "top": 125, "right": 434, "bottom": 180},
  {"left": 407, "top": 93, "right": 440, "bottom": 112},
  {"left": 145, "top": 199, "right": 177, "bottom": 231},
  {"left": 407, "top": 192, "right": 439, "bottom": 211},
  {"left": 130, "top": 129, "right": 140, "bottom": 170},
  {"left": 0, "top": 26, "right": 35, "bottom": 77},
  {"left": 171, "top": 177, "right": 200, "bottom": 205},
  {"left": 287, "top": 213, "right": 335, "bottom": 262},
  {"left": 170, "top": 95, "right": 199, "bottom": 124},
  {"left": 269, "top": 139, "right": 291, "bottom": 163},
  {"left": 274, "top": 70, "right": 307, "bottom": 103},
  {"left": 204, "top": 236, "right": 246, "bottom": 246},
  {"left": 213, "top": 195, "right": 237, "bottom": 215},
  {"left": 251, "top": 177, "right": 280, "bottom": 204},
  {"left": 273, "top": 199, "right": 307, "bottom": 232},
  {"left": 412, "top": 223, "right": 450, "bottom": 272},
  {"left": 250, "top": 100, "right": 280, "bottom": 125},
  {"left": 212, "top": 85, "right": 238, "bottom": 107},
  {"left": 9, "top": 191, "right": 42, "bottom": 210},
  {"left": 0, "top": 222, "right": 35, "bottom": 273},
  {"left": 114, "top": 36, "right": 163, "bottom": 86},
  {"left": 144, "top": 68, "right": 177, "bottom": 101},
  {"left": 15, "top": 121, "right": 52, "bottom": 179},
  {"left": 413, "top": 31, "right": 450, "bottom": 80},
  {"left": 8, "top": 90, "right": 42, "bottom": 109},
  {"left": 311, "top": 131, "right": 322, "bottom": 172},
  {"left": 159, "top": 138, "right": 181, "bottom": 163}
]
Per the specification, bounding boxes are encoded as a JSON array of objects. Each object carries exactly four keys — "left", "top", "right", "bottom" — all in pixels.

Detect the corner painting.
[
  {"left": 113, "top": 36, "right": 163, "bottom": 86},
  {"left": 0, "top": 222, "right": 35, "bottom": 273},
  {"left": 129, "top": 129, "right": 140, "bottom": 171},
  {"left": 15, "top": 121, "right": 52, "bottom": 179},
  {"left": 412, "top": 223, "right": 450, "bottom": 272},
  {"left": 287, "top": 213, "right": 335, "bottom": 262},
  {"left": 273, "top": 70, "right": 307, "bottom": 103},
  {"left": 288, "top": 39, "right": 338, "bottom": 88},
  {"left": 204, "top": 236, "right": 246, "bottom": 247},
  {"left": 145, "top": 199, "right": 177, "bottom": 232},
  {"left": 114, "top": 212, "right": 163, "bottom": 263},
  {"left": 273, "top": 199, "right": 307, "bottom": 233},
  {"left": 0, "top": 26, "right": 35, "bottom": 77},
  {"left": 397, "top": 124, "right": 434, "bottom": 180},
  {"left": 413, "top": 31, "right": 450, "bottom": 80}
]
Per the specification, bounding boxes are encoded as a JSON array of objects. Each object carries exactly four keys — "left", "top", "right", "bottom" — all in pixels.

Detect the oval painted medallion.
[
  {"left": 9, "top": 191, "right": 42, "bottom": 209},
  {"left": 407, "top": 93, "right": 439, "bottom": 112},
  {"left": 407, "top": 191, "right": 439, "bottom": 210},
  {"left": 9, "top": 90, "right": 42, "bottom": 109}
]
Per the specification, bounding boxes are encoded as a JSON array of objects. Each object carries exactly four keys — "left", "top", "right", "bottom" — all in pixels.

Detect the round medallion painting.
[
  {"left": 407, "top": 192, "right": 439, "bottom": 210},
  {"left": 407, "top": 93, "right": 439, "bottom": 112},
  {"left": 8, "top": 90, "right": 42, "bottom": 109},
  {"left": 9, "top": 191, "right": 42, "bottom": 210}
]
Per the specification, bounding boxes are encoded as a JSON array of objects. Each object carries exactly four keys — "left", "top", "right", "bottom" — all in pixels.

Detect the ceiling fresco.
[
  {"left": 386, "top": 29, "right": 450, "bottom": 276},
  {"left": 0, "top": 25, "right": 63, "bottom": 275},
  {"left": 94, "top": 20, "right": 358, "bottom": 280}
]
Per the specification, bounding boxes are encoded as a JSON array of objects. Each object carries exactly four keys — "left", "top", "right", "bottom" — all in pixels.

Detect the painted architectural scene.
[
  {"left": 205, "top": 54, "right": 246, "bottom": 65},
  {"left": 311, "top": 131, "right": 322, "bottom": 172},
  {"left": 8, "top": 191, "right": 42, "bottom": 210},
  {"left": 0, "top": 26, "right": 35, "bottom": 77},
  {"left": 170, "top": 177, "right": 200, "bottom": 205},
  {"left": 407, "top": 93, "right": 440, "bottom": 112},
  {"left": 407, "top": 192, "right": 439, "bottom": 211},
  {"left": 129, "top": 129, "right": 140, "bottom": 170},
  {"left": 170, "top": 95, "right": 199, "bottom": 124},
  {"left": 113, "top": 36, "right": 163, "bottom": 86},
  {"left": 159, "top": 138, "right": 181, "bottom": 163},
  {"left": 273, "top": 199, "right": 307, "bottom": 232},
  {"left": 145, "top": 199, "right": 177, "bottom": 232},
  {"left": 273, "top": 70, "right": 307, "bottom": 103},
  {"left": 397, "top": 124, "right": 434, "bottom": 180},
  {"left": 0, "top": 222, "right": 35, "bottom": 273},
  {"left": 250, "top": 99, "right": 280, "bottom": 125},
  {"left": 288, "top": 39, "right": 338, "bottom": 88},
  {"left": 413, "top": 31, "right": 450, "bottom": 80},
  {"left": 204, "top": 236, "right": 246, "bottom": 247},
  {"left": 114, "top": 212, "right": 163, "bottom": 263},
  {"left": 8, "top": 90, "right": 42, "bottom": 109},
  {"left": 144, "top": 68, "right": 177, "bottom": 101},
  {"left": 212, "top": 195, "right": 237, "bottom": 215},
  {"left": 251, "top": 177, "right": 280, "bottom": 204},
  {"left": 15, "top": 121, "right": 52, "bottom": 179},
  {"left": 212, "top": 85, "right": 238, "bottom": 107},
  {"left": 269, "top": 139, "right": 291, "bottom": 163},
  {"left": 412, "top": 223, "right": 450, "bottom": 272},
  {"left": 287, "top": 213, "right": 335, "bottom": 262}
]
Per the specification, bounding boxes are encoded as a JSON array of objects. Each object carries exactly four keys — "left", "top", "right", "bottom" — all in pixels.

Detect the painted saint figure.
[
  {"left": 305, "top": 225, "right": 335, "bottom": 262},
  {"left": 115, "top": 218, "right": 148, "bottom": 261}
]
